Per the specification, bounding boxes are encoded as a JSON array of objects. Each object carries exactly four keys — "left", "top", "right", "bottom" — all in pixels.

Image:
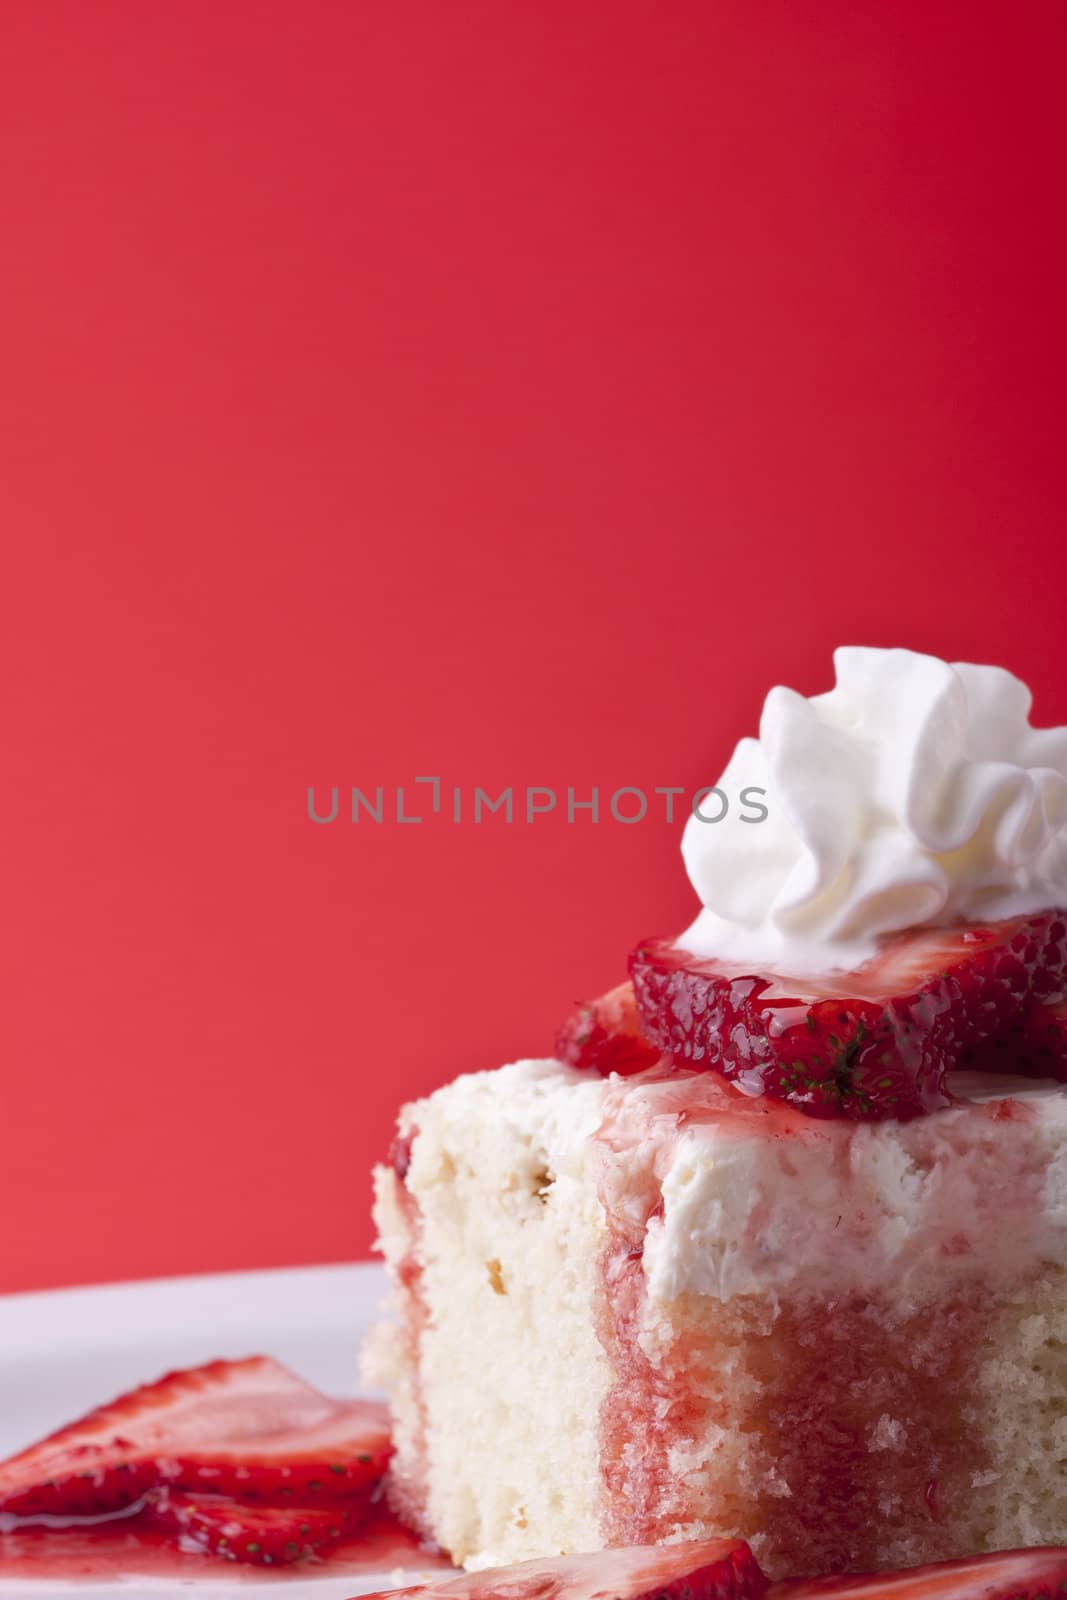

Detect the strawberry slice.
[
  {"left": 961, "top": 995, "right": 1067, "bottom": 1078},
  {"left": 146, "top": 1486, "right": 363, "bottom": 1566},
  {"left": 1030, "top": 996, "right": 1067, "bottom": 1069},
  {"left": 771, "top": 1547, "right": 1067, "bottom": 1600},
  {"left": 627, "top": 911, "right": 1067, "bottom": 1119},
  {"left": 556, "top": 980, "right": 661, "bottom": 1077},
  {"left": 0, "top": 1357, "right": 390, "bottom": 1517},
  {"left": 360, "top": 1539, "right": 767, "bottom": 1600}
]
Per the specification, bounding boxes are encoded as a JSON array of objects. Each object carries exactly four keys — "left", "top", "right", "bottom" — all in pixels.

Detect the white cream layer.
[
  {"left": 642, "top": 1073, "right": 1067, "bottom": 1308},
  {"left": 425, "top": 1061, "right": 1067, "bottom": 1311}
]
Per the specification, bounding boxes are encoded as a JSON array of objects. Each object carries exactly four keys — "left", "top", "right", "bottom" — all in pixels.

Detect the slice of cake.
[
  {"left": 371, "top": 1062, "right": 1067, "bottom": 1577},
  {"left": 367, "top": 648, "right": 1067, "bottom": 1579}
]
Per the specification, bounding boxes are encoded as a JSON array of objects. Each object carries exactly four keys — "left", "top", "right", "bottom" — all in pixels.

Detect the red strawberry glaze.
[
  {"left": 586, "top": 1067, "right": 1033, "bottom": 1575},
  {"left": 589, "top": 1069, "right": 791, "bottom": 1547},
  {"left": 379, "top": 1126, "right": 435, "bottom": 1542},
  {"left": 0, "top": 1502, "right": 449, "bottom": 1582}
]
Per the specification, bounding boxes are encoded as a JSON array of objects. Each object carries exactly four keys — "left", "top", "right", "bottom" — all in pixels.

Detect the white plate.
[{"left": 0, "top": 1264, "right": 439, "bottom": 1599}]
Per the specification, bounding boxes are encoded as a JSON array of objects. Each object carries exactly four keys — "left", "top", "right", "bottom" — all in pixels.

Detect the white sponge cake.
[{"left": 369, "top": 1060, "right": 1067, "bottom": 1577}]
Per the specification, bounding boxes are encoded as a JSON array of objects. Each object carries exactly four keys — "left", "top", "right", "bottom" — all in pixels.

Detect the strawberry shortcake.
[{"left": 370, "top": 648, "right": 1067, "bottom": 1579}]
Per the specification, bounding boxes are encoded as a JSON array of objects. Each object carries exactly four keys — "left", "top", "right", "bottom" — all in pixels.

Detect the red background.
[{"left": 1, "top": 2, "right": 1064, "bottom": 1293}]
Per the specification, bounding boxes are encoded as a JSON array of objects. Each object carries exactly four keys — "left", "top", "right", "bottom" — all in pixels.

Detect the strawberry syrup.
[
  {"left": 381, "top": 1127, "right": 434, "bottom": 1540},
  {"left": 589, "top": 1069, "right": 1002, "bottom": 1577},
  {"left": 0, "top": 1502, "right": 450, "bottom": 1582}
]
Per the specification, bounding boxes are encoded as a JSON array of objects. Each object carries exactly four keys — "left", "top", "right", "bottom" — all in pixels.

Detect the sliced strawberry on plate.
[
  {"left": 771, "top": 1546, "right": 1067, "bottom": 1600},
  {"left": 556, "top": 979, "right": 661, "bottom": 1077},
  {"left": 146, "top": 1486, "right": 363, "bottom": 1566},
  {"left": 0, "top": 1356, "right": 391, "bottom": 1517},
  {"left": 359, "top": 1539, "right": 767, "bottom": 1600},
  {"left": 358, "top": 1545, "right": 1067, "bottom": 1600},
  {"left": 627, "top": 911, "right": 1067, "bottom": 1119}
]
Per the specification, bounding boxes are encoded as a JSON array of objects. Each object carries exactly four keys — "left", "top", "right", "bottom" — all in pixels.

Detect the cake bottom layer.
[{"left": 598, "top": 1272, "right": 1067, "bottom": 1576}]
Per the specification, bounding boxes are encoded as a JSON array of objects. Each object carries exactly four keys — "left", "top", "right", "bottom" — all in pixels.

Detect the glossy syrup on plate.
[{"left": 0, "top": 1502, "right": 450, "bottom": 1584}]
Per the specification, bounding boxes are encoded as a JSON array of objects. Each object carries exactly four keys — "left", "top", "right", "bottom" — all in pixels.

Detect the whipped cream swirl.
[{"left": 681, "top": 647, "right": 1067, "bottom": 976}]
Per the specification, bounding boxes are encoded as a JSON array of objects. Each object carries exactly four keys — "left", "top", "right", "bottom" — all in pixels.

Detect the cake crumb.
[
  {"left": 487, "top": 1258, "right": 507, "bottom": 1295},
  {"left": 868, "top": 1414, "right": 907, "bottom": 1452}
]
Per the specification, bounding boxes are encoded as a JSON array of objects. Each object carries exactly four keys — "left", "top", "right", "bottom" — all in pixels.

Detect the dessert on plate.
[{"left": 369, "top": 647, "right": 1067, "bottom": 1579}]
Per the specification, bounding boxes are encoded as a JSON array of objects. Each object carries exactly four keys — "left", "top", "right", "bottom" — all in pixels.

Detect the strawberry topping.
[
  {"left": 556, "top": 980, "right": 661, "bottom": 1077},
  {"left": 361, "top": 1538, "right": 767, "bottom": 1600},
  {"left": 959, "top": 996, "right": 1067, "bottom": 1079},
  {"left": 621, "top": 911, "right": 1067, "bottom": 1118},
  {"left": 359, "top": 1545, "right": 1067, "bottom": 1600},
  {"left": 771, "top": 1547, "right": 1067, "bottom": 1600},
  {"left": 0, "top": 1356, "right": 390, "bottom": 1518}
]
